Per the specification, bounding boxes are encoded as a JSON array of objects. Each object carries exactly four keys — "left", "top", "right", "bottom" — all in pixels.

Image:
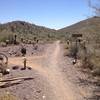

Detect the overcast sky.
[{"left": 0, "top": 0, "right": 94, "bottom": 29}]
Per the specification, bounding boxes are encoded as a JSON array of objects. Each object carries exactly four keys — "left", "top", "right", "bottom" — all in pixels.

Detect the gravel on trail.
[{"left": 0, "top": 42, "right": 99, "bottom": 100}]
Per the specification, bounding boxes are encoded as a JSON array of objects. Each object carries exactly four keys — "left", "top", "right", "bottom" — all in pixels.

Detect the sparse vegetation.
[
  {"left": 0, "top": 17, "right": 100, "bottom": 76},
  {"left": 0, "top": 21, "right": 57, "bottom": 43},
  {"left": 0, "top": 17, "right": 100, "bottom": 43},
  {"left": 0, "top": 92, "right": 17, "bottom": 100},
  {"left": 68, "top": 39, "right": 100, "bottom": 76}
]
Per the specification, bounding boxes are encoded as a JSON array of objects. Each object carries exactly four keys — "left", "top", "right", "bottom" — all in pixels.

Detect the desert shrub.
[
  {"left": 0, "top": 42, "right": 7, "bottom": 47},
  {"left": 68, "top": 41, "right": 100, "bottom": 72},
  {"left": 68, "top": 42, "right": 78, "bottom": 57},
  {"left": 81, "top": 55, "right": 94, "bottom": 70},
  {"left": 78, "top": 44, "right": 97, "bottom": 70},
  {"left": 0, "top": 37, "right": 7, "bottom": 42},
  {"left": 80, "top": 43, "right": 100, "bottom": 76},
  {"left": 90, "top": 55, "right": 100, "bottom": 76}
]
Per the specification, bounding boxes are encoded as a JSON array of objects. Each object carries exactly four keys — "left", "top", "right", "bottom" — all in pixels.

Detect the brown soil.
[{"left": 0, "top": 41, "right": 99, "bottom": 100}]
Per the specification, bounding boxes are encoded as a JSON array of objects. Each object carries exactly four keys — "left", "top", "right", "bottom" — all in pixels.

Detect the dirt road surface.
[{"left": 0, "top": 41, "right": 96, "bottom": 100}]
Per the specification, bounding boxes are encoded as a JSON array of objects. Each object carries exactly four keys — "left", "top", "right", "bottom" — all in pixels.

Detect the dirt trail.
[
  {"left": 8, "top": 41, "right": 83, "bottom": 100},
  {"left": 43, "top": 41, "right": 77, "bottom": 100}
]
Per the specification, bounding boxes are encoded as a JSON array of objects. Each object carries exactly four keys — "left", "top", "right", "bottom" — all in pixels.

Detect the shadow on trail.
[{"left": 0, "top": 77, "right": 34, "bottom": 88}]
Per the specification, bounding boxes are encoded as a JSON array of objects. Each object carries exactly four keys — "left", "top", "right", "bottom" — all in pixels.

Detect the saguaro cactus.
[{"left": 14, "top": 34, "right": 17, "bottom": 44}]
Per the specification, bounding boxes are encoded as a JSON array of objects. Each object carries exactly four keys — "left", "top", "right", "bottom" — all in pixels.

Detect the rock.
[{"left": 12, "top": 66, "right": 19, "bottom": 70}]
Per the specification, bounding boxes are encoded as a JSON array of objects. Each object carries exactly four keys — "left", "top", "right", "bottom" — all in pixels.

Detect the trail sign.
[{"left": 72, "top": 34, "right": 82, "bottom": 38}]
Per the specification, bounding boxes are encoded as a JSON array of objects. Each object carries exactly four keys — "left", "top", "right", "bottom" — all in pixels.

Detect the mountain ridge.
[{"left": 0, "top": 16, "right": 100, "bottom": 42}]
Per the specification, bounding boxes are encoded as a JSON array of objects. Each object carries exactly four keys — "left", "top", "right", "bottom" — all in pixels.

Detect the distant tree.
[{"left": 88, "top": 0, "right": 100, "bottom": 16}]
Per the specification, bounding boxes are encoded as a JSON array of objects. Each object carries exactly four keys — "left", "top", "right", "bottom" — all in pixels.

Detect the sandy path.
[
  {"left": 8, "top": 41, "right": 84, "bottom": 100},
  {"left": 42, "top": 41, "right": 77, "bottom": 100}
]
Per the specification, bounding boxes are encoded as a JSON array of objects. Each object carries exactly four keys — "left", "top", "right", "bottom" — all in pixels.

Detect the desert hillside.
[
  {"left": 0, "top": 21, "right": 56, "bottom": 42},
  {"left": 58, "top": 16, "right": 100, "bottom": 42},
  {"left": 0, "top": 17, "right": 100, "bottom": 42}
]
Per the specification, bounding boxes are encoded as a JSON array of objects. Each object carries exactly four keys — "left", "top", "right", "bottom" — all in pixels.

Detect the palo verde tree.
[{"left": 88, "top": 0, "right": 100, "bottom": 16}]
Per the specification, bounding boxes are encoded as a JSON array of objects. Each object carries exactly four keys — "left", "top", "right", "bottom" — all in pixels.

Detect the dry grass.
[{"left": 0, "top": 92, "right": 17, "bottom": 100}]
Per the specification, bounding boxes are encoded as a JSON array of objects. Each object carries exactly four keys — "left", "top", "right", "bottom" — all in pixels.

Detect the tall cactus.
[{"left": 14, "top": 34, "right": 17, "bottom": 44}]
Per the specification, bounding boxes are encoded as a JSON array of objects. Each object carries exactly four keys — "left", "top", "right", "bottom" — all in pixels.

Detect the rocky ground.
[{"left": 0, "top": 41, "right": 99, "bottom": 100}]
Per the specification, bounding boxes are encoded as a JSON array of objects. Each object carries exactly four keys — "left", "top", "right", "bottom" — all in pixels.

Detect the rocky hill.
[
  {"left": 0, "top": 21, "right": 56, "bottom": 42},
  {"left": 58, "top": 16, "right": 100, "bottom": 42},
  {"left": 0, "top": 16, "right": 100, "bottom": 42}
]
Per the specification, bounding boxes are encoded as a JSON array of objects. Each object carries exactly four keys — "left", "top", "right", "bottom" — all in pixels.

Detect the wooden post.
[{"left": 23, "top": 57, "right": 27, "bottom": 69}]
